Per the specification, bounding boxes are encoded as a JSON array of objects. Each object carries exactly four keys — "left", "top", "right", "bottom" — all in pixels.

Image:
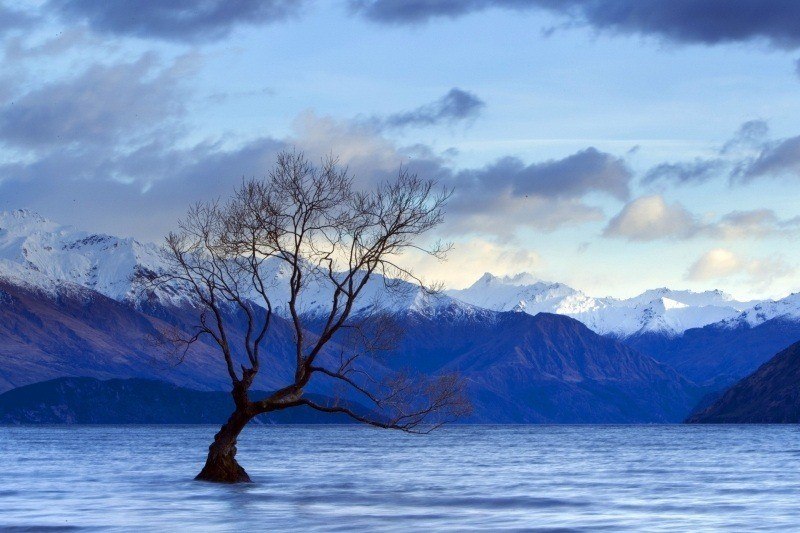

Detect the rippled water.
[{"left": 1, "top": 425, "right": 800, "bottom": 531}]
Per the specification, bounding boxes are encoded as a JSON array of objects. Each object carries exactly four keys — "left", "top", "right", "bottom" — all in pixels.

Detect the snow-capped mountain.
[
  {"left": 1, "top": 209, "right": 795, "bottom": 338},
  {"left": 448, "top": 273, "right": 759, "bottom": 337},
  {"left": 255, "top": 259, "right": 479, "bottom": 319},
  {"left": 0, "top": 209, "right": 173, "bottom": 302},
  {"left": 723, "top": 292, "right": 800, "bottom": 328},
  {"left": 0, "top": 209, "right": 469, "bottom": 318},
  {"left": 1, "top": 209, "right": 797, "bottom": 421}
]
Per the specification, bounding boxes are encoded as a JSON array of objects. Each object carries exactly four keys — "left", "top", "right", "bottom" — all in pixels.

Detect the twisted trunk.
[{"left": 195, "top": 407, "right": 254, "bottom": 483}]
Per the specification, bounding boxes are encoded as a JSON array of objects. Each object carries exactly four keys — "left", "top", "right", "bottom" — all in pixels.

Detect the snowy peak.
[
  {"left": 0, "top": 211, "right": 796, "bottom": 338},
  {"left": 450, "top": 272, "right": 768, "bottom": 338},
  {"left": 627, "top": 288, "right": 751, "bottom": 310},
  {"left": 0, "top": 209, "right": 466, "bottom": 317},
  {"left": 0, "top": 208, "right": 59, "bottom": 232},
  {"left": 0, "top": 210, "right": 173, "bottom": 303},
  {"left": 660, "top": 298, "right": 688, "bottom": 311},
  {"left": 726, "top": 292, "right": 800, "bottom": 328},
  {"left": 472, "top": 271, "right": 540, "bottom": 288}
]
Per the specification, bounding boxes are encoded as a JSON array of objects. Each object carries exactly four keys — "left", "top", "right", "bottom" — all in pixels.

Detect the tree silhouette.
[{"left": 159, "top": 150, "right": 469, "bottom": 483}]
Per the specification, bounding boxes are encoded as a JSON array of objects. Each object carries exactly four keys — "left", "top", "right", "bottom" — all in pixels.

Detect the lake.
[{"left": 1, "top": 425, "right": 799, "bottom": 531}]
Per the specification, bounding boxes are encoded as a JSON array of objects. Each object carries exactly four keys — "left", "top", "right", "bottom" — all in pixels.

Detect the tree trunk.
[{"left": 195, "top": 408, "right": 253, "bottom": 483}]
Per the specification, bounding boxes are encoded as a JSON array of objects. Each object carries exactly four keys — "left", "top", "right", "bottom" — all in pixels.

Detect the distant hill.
[
  {"left": 385, "top": 309, "right": 703, "bottom": 423},
  {"left": 687, "top": 340, "right": 800, "bottom": 423},
  {"left": 0, "top": 261, "right": 706, "bottom": 423},
  {"left": 0, "top": 278, "right": 307, "bottom": 394},
  {"left": 623, "top": 319, "right": 800, "bottom": 389},
  {"left": 0, "top": 377, "right": 362, "bottom": 424}
]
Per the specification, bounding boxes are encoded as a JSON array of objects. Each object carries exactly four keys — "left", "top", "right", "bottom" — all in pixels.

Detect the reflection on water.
[{"left": 1, "top": 425, "right": 799, "bottom": 531}]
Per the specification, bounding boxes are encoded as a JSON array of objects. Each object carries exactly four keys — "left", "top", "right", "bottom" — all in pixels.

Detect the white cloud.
[
  {"left": 713, "top": 209, "right": 800, "bottom": 239},
  {"left": 400, "top": 238, "right": 544, "bottom": 290},
  {"left": 605, "top": 195, "right": 800, "bottom": 242},
  {"left": 685, "top": 248, "right": 796, "bottom": 290},
  {"left": 685, "top": 248, "right": 742, "bottom": 281},
  {"left": 603, "top": 195, "right": 700, "bottom": 241}
]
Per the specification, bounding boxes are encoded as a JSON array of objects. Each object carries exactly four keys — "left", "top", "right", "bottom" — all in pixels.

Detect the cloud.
[
  {"left": 0, "top": 53, "right": 195, "bottom": 149},
  {"left": 455, "top": 148, "right": 631, "bottom": 201},
  {"left": 290, "top": 112, "right": 627, "bottom": 238},
  {"left": 734, "top": 135, "right": 800, "bottom": 183},
  {"left": 380, "top": 88, "right": 485, "bottom": 129},
  {"left": 604, "top": 196, "right": 800, "bottom": 242},
  {"left": 0, "top": 3, "right": 36, "bottom": 36},
  {"left": 721, "top": 119, "right": 770, "bottom": 154},
  {"left": 0, "top": 102, "right": 630, "bottom": 241},
  {"left": 48, "top": 0, "right": 305, "bottom": 42},
  {"left": 291, "top": 111, "right": 419, "bottom": 185},
  {"left": 440, "top": 147, "right": 631, "bottom": 238},
  {"left": 686, "top": 248, "right": 742, "bottom": 281},
  {"left": 401, "top": 237, "right": 544, "bottom": 289},
  {"left": 3, "top": 29, "right": 96, "bottom": 61},
  {"left": 603, "top": 195, "right": 699, "bottom": 241},
  {"left": 206, "top": 87, "right": 275, "bottom": 105},
  {"left": 686, "top": 248, "right": 795, "bottom": 288},
  {"left": 349, "top": 0, "right": 488, "bottom": 24},
  {"left": 714, "top": 209, "right": 800, "bottom": 239},
  {"left": 642, "top": 158, "right": 725, "bottom": 186},
  {"left": 444, "top": 194, "right": 604, "bottom": 238},
  {"left": 0, "top": 136, "right": 289, "bottom": 239},
  {"left": 639, "top": 115, "right": 800, "bottom": 193},
  {"left": 351, "top": 1, "right": 800, "bottom": 49}
]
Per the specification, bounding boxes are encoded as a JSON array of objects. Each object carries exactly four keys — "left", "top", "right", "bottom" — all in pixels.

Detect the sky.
[{"left": 1, "top": 1, "right": 800, "bottom": 299}]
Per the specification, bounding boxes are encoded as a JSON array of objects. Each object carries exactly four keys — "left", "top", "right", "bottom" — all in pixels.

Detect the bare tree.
[{"left": 158, "top": 150, "right": 469, "bottom": 483}]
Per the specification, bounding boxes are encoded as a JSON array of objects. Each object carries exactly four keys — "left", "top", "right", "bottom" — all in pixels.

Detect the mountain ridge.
[
  {"left": 3, "top": 208, "right": 798, "bottom": 339},
  {"left": 687, "top": 340, "right": 800, "bottom": 423},
  {"left": 447, "top": 271, "right": 764, "bottom": 338}
]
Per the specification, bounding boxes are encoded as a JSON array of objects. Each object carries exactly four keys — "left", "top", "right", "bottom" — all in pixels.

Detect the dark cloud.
[
  {"left": 642, "top": 119, "right": 771, "bottom": 187},
  {"left": 0, "top": 48, "right": 285, "bottom": 238},
  {"left": 0, "top": 3, "right": 36, "bottom": 35},
  {"left": 349, "top": 0, "right": 487, "bottom": 24},
  {"left": 454, "top": 147, "right": 631, "bottom": 201},
  {"left": 381, "top": 88, "right": 485, "bottom": 129},
  {"left": 0, "top": 104, "right": 629, "bottom": 241},
  {"left": 721, "top": 119, "right": 769, "bottom": 153},
  {"left": 434, "top": 147, "right": 631, "bottom": 238},
  {"left": 643, "top": 159, "right": 725, "bottom": 186},
  {"left": 0, "top": 136, "right": 288, "bottom": 239},
  {"left": 0, "top": 53, "right": 193, "bottom": 149},
  {"left": 352, "top": 0, "right": 800, "bottom": 48},
  {"left": 297, "top": 128, "right": 631, "bottom": 236},
  {"left": 734, "top": 135, "right": 800, "bottom": 182},
  {"left": 3, "top": 29, "right": 94, "bottom": 61},
  {"left": 48, "top": 0, "right": 305, "bottom": 42},
  {"left": 645, "top": 122, "right": 800, "bottom": 187}
]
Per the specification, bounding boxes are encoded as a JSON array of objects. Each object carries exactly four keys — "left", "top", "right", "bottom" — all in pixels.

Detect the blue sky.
[{"left": 1, "top": 1, "right": 800, "bottom": 299}]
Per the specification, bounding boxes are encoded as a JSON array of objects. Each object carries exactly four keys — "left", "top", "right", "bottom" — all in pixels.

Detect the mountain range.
[
  {"left": 1, "top": 208, "right": 799, "bottom": 423},
  {"left": 448, "top": 272, "right": 780, "bottom": 338}
]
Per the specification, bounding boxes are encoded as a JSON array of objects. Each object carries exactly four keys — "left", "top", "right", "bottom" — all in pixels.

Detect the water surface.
[{"left": 1, "top": 425, "right": 799, "bottom": 531}]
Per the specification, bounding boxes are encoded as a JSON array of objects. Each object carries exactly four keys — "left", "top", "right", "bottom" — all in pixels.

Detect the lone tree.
[{"left": 159, "top": 150, "right": 469, "bottom": 483}]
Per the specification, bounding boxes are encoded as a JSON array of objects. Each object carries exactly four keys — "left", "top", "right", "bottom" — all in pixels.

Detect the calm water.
[{"left": 1, "top": 425, "right": 799, "bottom": 531}]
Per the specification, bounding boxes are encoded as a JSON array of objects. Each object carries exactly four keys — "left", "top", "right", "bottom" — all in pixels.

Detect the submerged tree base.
[{"left": 195, "top": 455, "right": 252, "bottom": 483}]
